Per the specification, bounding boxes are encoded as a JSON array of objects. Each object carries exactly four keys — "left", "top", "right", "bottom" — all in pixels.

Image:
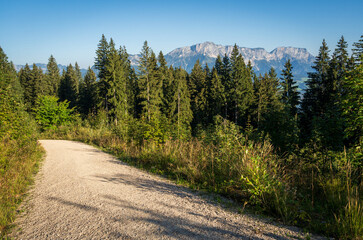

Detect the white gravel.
[{"left": 10, "top": 140, "right": 324, "bottom": 239}]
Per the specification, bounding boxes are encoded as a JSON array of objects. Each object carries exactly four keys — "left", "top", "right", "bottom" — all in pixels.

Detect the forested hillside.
[{"left": 1, "top": 34, "right": 362, "bottom": 239}]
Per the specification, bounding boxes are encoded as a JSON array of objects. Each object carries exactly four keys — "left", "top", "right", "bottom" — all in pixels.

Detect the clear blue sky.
[{"left": 0, "top": 0, "right": 362, "bottom": 68}]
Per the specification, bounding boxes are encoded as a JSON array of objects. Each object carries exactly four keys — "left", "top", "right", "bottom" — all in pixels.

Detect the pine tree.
[
  {"left": 352, "top": 35, "right": 363, "bottom": 65},
  {"left": 0, "top": 47, "right": 18, "bottom": 93},
  {"left": 300, "top": 39, "right": 344, "bottom": 149},
  {"left": 95, "top": 34, "right": 110, "bottom": 110},
  {"left": 162, "top": 66, "right": 175, "bottom": 121},
  {"left": 170, "top": 67, "right": 192, "bottom": 139},
  {"left": 128, "top": 66, "right": 138, "bottom": 118},
  {"left": 329, "top": 36, "right": 349, "bottom": 97},
  {"left": 204, "top": 63, "right": 211, "bottom": 79},
  {"left": 103, "top": 39, "right": 129, "bottom": 125},
  {"left": 158, "top": 51, "right": 172, "bottom": 117},
  {"left": 322, "top": 36, "right": 350, "bottom": 149},
  {"left": 215, "top": 55, "right": 223, "bottom": 75},
  {"left": 74, "top": 62, "right": 83, "bottom": 91},
  {"left": 207, "top": 67, "right": 225, "bottom": 123},
  {"left": 59, "top": 64, "right": 78, "bottom": 108},
  {"left": 253, "top": 69, "right": 291, "bottom": 150},
  {"left": 342, "top": 58, "right": 363, "bottom": 145},
  {"left": 221, "top": 54, "right": 232, "bottom": 119},
  {"left": 19, "top": 64, "right": 32, "bottom": 109},
  {"left": 230, "top": 44, "right": 254, "bottom": 126},
  {"left": 253, "top": 69, "right": 281, "bottom": 123},
  {"left": 29, "top": 64, "right": 46, "bottom": 108},
  {"left": 301, "top": 39, "right": 331, "bottom": 139},
  {"left": 45, "top": 55, "right": 60, "bottom": 96},
  {"left": 281, "top": 59, "right": 299, "bottom": 116},
  {"left": 95, "top": 34, "right": 109, "bottom": 80},
  {"left": 137, "top": 41, "right": 162, "bottom": 122},
  {"left": 189, "top": 60, "right": 207, "bottom": 129},
  {"left": 119, "top": 46, "right": 136, "bottom": 120},
  {"left": 0, "top": 47, "right": 30, "bottom": 139},
  {"left": 79, "top": 67, "right": 98, "bottom": 115},
  {"left": 253, "top": 73, "right": 268, "bottom": 126}
]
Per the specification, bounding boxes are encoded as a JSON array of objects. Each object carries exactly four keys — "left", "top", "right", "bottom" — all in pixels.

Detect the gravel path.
[{"left": 10, "top": 140, "right": 322, "bottom": 239}]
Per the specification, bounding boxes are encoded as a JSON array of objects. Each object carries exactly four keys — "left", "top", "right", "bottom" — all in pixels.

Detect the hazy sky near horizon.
[{"left": 0, "top": 0, "right": 362, "bottom": 68}]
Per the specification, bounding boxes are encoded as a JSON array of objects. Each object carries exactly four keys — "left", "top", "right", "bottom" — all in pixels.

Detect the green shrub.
[
  {"left": 34, "top": 95, "right": 76, "bottom": 130},
  {"left": 0, "top": 88, "right": 43, "bottom": 236}
]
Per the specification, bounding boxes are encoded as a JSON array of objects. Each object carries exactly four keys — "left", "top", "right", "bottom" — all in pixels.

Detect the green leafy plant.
[{"left": 34, "top": 95, "right": 76, "bottom": 130}]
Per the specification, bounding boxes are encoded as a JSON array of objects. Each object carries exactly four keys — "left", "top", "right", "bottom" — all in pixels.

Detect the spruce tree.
[
  {"left": 95, "top": 34, "right": 109, "bottom": 80},
  {"left": 342, "top": 57, "right": 363, "bottom": 145},
  {"left": 170, "top": 67, "right": 193, "bottom": 139},
  {"left": 207, "top": 67, "right": 225, "bottom": 123},
  {"left": 189, "top": 60, "right": 207, "bottom": 129},
  {"left": 329, "top": 36, "right": 349, "bottom": 97},
  {"left": 74, "top": 62, "right": 83, "bottom": 91},
  {"left": 300, "top": 39, "right": 345, "bottom": 149},
  {"left": 0, "top": 47, "right": 29, "bottom": 140},
  {"left": 30, "top": 64, "right": 46, "bottom": 108},
  {"left": 95, "top": 35, "right": 110, "bottom": 110},
  {"left": 128, "top": 66, "right": 138, "bottom": 118},
  {"left": 59, "top": 64, "right": 78, "bottom": 108},
  {"left": 281, "top": 59, "right": 299, "bottom": 116},
  {"left": 162, "top": 66, "right": 176, "bottom": 121},
  {"left": 230, "top": 44, "right": 254, "bottom": 126},
  {"left": 253, "top": 73, "right": 269, "bottom": 126},
  {"left": 221, "top": 54, "right": 232, "bottom": 119},
  {"left": 253, "top": 69, "right": 281, "bottom": 123},
  {"left": 352, "top": 35, "right": 363, "bottom": 65},
  {"left": 158, "top": 51, "right": 172, "bottom": 117},
  {"left": 79, "top": 67, "right": 98, "bottom": 115},
  {"left": 119, "top": 46, "right": 136, "bottom": 120},
  {"left": 45, "top": 55, "right": 60, "bottom": 96},
  {"left": 253, "top": 69, "right": 290, "bottom": 149},
  {"left": 301, "top": 40, "right": 330, "bottom": 136},
  {"left": 137, "top": 41, "right": 162, "bottom": 122},
  {"left": 322, "top": 36, "right": 350, "bottom": 149},
  {"left": 103, "top": 39, "right": 129, "bottom": 125},
  {"left": 215, "top": 55, "right": 223, "bottom": 75},
  {"left": 19, "top": 64, "right": 32, "bottom": 109},
  {"left": 0, "top": 47, "right": 18, "bottom": 93}
]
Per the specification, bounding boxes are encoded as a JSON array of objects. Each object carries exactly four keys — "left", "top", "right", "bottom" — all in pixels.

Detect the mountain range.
[
  {"left": 130, "top": 42, "right": 315, "bottom": 88},
  {"left": 14, "top": 63, "right": 89, "bottom": 77},
  {"left": 16, "top": 41, "right": 315, "bottom": 89}
]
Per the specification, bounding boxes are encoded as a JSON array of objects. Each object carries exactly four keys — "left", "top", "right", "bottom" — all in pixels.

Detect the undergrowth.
[
  {"left": 0, "top": 90, "right": 44, "bottom": 237},
  {"left": 42, "top": 119, "right": 362, "bottom": 240}
]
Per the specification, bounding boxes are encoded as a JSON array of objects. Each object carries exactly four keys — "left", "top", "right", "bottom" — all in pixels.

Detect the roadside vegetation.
[
  {"left": 1, "top": 34, "right": 362, "bottom": 239},
  {"left": 0, "top": 48, "right": 43, "bottom": 237}
]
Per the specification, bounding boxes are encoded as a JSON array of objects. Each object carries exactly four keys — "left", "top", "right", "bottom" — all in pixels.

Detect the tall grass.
[
  {"left": 0, "top": 88, "right": 44, "bottom": 237},
  {"left": 42, "top": 122, "right": 362, "bottom": 239},
  {"left": 0, "top": 136, "right": 43, "bottom": 235}
]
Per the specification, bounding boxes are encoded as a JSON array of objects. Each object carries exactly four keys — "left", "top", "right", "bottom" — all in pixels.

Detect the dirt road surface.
[{"left": 10, "top": 140, "right": 321, "bottom": 239}]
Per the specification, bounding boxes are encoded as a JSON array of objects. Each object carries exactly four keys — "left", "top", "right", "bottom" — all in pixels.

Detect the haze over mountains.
[{"left": 16, "top": 41, "right": 315, "bottom": 89}]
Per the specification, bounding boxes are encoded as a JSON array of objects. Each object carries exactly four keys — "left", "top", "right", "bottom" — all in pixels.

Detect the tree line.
[{"left": 15, "top": 34, "right": 363, "bottom": 151}]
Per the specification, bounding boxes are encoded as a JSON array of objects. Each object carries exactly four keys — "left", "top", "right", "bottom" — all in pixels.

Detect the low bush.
[{"left": 0, "top": 89, "right": 43, "bottom": 236}]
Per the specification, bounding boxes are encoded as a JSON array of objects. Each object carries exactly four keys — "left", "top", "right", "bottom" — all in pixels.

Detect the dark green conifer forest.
[{"left": 0, "top": 35, "right": 362, "bottom": 239}]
